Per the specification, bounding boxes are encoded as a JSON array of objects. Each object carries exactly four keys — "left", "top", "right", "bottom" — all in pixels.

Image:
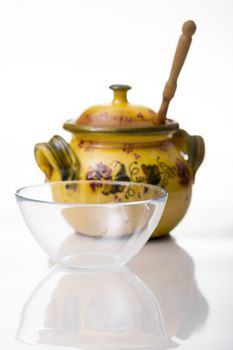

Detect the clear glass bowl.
[{"left": 16, "top": 180, "right": 167, "bottom": 269}]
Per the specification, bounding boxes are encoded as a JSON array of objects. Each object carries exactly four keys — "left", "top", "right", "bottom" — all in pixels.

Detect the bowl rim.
[{"left": 15, "top": 180, "right": 167, "bottom": 207}]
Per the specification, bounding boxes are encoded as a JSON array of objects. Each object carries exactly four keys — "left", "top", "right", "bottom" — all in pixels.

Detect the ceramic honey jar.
[{"left": 34, "top": 20, "right": 205, "bottom": 238}]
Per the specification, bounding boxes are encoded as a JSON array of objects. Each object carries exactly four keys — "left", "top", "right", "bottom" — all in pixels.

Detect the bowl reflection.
[
  {"left": 16, "top": 265, "right": 177, "bottom": 349},
  {"left": 17, "top": 238, "right": 208, "bottom": 349}
]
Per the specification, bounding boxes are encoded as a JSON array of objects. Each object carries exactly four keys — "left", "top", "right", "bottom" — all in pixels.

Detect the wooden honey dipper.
[{"left": 155, "top": 20, "right": 196, "bottom": 124}]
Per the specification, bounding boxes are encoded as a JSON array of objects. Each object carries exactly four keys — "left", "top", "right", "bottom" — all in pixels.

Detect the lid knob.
[{"left": 109, "top": 84, "right": 131, "bottom": 105}]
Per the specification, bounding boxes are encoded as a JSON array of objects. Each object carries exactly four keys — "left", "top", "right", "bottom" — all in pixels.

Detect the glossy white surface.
[{"left": 1, "top": 218, "right": 233, "bottom": 349}]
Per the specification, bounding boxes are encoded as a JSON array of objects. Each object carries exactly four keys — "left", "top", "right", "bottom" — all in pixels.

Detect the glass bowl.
[{"left": 15, "top": 180, "right": 167, "bottom": 269}]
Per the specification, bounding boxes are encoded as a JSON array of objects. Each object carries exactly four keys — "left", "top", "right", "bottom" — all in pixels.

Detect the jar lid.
[{"left": 63, "top": 84, "right": 178, "bottom": 134}]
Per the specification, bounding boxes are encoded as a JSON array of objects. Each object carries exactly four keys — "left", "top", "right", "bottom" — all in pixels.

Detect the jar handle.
[
  {"left": 34, "top": 135, "right": 79, "bottom": 181},
  {"left": 172, "top": 129, "right": 205, "bottom": 179}
]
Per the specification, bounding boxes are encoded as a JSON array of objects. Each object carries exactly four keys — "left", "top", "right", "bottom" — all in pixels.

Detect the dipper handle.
[{"left": 156, "top": 20, "right": 196, "bottom": 124}]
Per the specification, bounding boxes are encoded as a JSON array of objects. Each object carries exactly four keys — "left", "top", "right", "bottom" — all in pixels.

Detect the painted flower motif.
[
  {"left": 98, "top": 112, "right": 110, "bottom": 119},
  {"left": 114, "top": 116, "right": 133, "bottom": 125},
  {"left": 156, "top": 141, "right": 171, "bottom": 152},
  {"left": 136, "top": 112, "right": 144, "bottom": 119},
  {"left": 90, "top": 182, "right": 103, "bottom": 192},
  {"left": 79, "top": 140, "right": 96, "bottom": 152},
  {"left": 86, "top": 162, "right": 112, "bottom": 181},
  {"left": 86, "top": 162, "right": 112, "bottom": 191},
  {"left": 114, "top": 195, "right": 121, "bottom": 203},
  {"left": 134, "top": 153, "right": 141, "bottom": 160},
  {"left": 176, "top": 159, "right": 190, "bottom": 186},
  {"left": 82, "top": 114, "right": 93, "bottom": 123},
  {"left": 97, "top": 162, "right": 112, "bottom": 179},
  {"left": 122, "top": 143, "right": 134, "bottom": 154}
]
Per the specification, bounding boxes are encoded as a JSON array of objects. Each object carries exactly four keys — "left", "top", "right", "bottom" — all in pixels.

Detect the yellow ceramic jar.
[{"left": 34, "top": 85, "right": 204, "bottom": 238}]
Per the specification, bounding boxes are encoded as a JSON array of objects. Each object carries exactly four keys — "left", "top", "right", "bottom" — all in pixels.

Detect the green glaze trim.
[
  {"left": 34, "top": 135, "right": 80, "bottom": 181},
  {"left": 63, "top": 119, "right": 179, "bottom": 135},
  {"left": 109, "top": 84, "right": 131, "bottom": 91}
]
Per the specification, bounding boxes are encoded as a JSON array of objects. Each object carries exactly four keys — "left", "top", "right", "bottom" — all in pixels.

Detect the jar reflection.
[{"left": 130, "top": 237, "right": 209, "bottom": 341}]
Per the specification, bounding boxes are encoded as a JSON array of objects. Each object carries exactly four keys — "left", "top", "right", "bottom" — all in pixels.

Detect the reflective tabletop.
[{"left": 1, "top": 210, "right": 233, "bottom": 349}]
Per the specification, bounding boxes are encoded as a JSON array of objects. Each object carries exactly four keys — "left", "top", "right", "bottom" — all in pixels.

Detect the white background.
[
  {"left": 1, "top": 0, "right": 233, "bottom": 233},
  {"left": 0, "top": 1, "right": 233, "bottom": 348}
]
